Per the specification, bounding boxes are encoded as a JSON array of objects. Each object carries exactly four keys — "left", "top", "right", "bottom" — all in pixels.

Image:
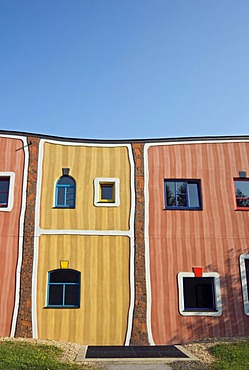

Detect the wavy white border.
[
  {"left": 0, "top": 135, "right": 30, "bottom": 337},
  {"left": 32, "top": 139, "right": 135, "bottom": 345},
  {"left": 144, "top": 138, "right": 249, "bottom": 345}
]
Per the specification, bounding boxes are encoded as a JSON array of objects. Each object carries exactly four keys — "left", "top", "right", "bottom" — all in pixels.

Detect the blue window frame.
[
  {"left": 165, "top": 180, "right": 202, "bottom": 210},
  {"left": 55, "top": 176, "right": 76, "bottom": 208},
  {"left": 47, "top": 269, "right": 80, "bottom": 308}
]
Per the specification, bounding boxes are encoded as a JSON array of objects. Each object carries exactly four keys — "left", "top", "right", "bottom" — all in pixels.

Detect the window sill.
[{"left": 44, "top": 306, "right": 80, "bottom": 309}]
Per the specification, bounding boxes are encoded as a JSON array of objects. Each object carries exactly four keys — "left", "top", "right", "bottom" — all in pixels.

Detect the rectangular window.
[
  {"left": 239, "top": 254, "right": 249, "bottom": 315},
  {"left": 100, "top": 183, "right": 115, "bottom": 202},
  {"left": 47, "top": 269, "right": 80, "bottom": 308},
  {"left": 0, "top": 172, "right": 15, "bottom": 212},
  {"left": 0, "top": 177, "right": 10, "bottom": 207},
  {"left": 94, "top": 178, "right": 120, "bottom": 207},
  {"left": 234, "top": 179, "right": 249, "bottom": 209},
  {"left": 165, "top": 180, "right": 202, "bottom": 210},
  {"left": 178, "top": 272, "right": 222, "bottom": 316}
]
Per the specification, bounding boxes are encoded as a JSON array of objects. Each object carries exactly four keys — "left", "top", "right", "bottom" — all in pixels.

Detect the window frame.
[
  {"left": 234, "top": 178, "right": 249, "bottom": 210},
  {"left": 164, "top": 179, "right": 202, "bottom": 210},
  {"left": 54, "top": 175, "right": 76, "bottom": 208},
  {"left": 0, "top": 172, "right": 15, "bottom": 212},
  {"left": 239, "top": 254, "right": 249, "bottom": 315},
  {"left": 94, "top": 177, "right": 120, "bottom": 207},
  {"left": 178, "top": 272, "right": 222, "bottom": 316},
  {"left": 46, "top": 268, "right": 80, "bottom": 308}
]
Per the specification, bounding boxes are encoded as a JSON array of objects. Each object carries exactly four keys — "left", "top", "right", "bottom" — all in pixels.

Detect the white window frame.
[
  {"left": 240, "top": 254, "right": 249, "bottom": 315},
  {"left": 178, "top": 272, "right": 222, "bottom": 316},
  {"left": 94, "top": 177, "right": 120, "bottom": 207},
  {"left": 0, "top": 172, "right": 15, "bottom": 212}
]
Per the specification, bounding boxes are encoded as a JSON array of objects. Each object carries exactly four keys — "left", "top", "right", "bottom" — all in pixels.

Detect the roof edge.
[{"left": 0, "top": 129, "right": 249, "bottom": 144}]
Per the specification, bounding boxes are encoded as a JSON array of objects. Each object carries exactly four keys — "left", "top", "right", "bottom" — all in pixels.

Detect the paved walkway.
[{"left": 104, "top": 364, "right": 173, "bottom": 370}]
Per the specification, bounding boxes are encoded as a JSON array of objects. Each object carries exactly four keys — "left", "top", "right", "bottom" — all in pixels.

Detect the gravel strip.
[
  {"left": 0, "top": 337, "right": 82, "bottom": 363},
  {"left": 171, "top": 336, "right": 249, "bottom": 370}
]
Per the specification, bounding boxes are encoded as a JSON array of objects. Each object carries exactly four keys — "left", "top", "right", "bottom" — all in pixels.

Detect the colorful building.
[{"left": 1, "top": 131, "right": 249, "bottom": 345}]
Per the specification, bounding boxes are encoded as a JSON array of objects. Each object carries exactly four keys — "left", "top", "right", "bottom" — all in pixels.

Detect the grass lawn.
[
  {"left": 0, "top": 341, "right": 98, "bottom": 370},
  {"left": 210, "top": 341, "right": 249, "bottom": 370}
]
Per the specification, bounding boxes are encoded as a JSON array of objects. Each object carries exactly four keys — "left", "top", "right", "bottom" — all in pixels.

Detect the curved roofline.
[{"left": 0, "top": 129, "right": 249, "bottom": 144}]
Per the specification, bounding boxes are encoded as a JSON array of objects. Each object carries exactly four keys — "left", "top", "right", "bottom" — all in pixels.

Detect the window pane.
[
  {"left": 101, "top": 185, "right": 113, "bottom": 200},
  {"left": 0, "top": 178, "right": 9, "bottom": 206},
  {"left": 48, "top": 285, "right": 63, "bottom": 305},
  {"left": 0, "top": 179, "right": 10, "bottom": 192},
  {"left": 50, "top": 269, "right": 79, "bottom": 283},
  {"left": 166, "top": 182, "right": 176, "bottom": 206},
  {"left": 188, "top": 183, "right": 200, "bottom": 208},
  {"left": 66, "top": 187, "right": 75, "bottom": 206},
  {"left": 176, "top": 182, "right": 187, "bottom": 207},
  {"left": 235, "top": 181, "right": 249, "bottom": 198},
  {"left": 58, "top": 176, "right": 75, "bottom": 186},
  {"left": 65, "top": 285, "right": 79, "bottom": 306},
  {"left": 0, "top": 193, "right": 8, "bottom": 205},
  {"left": 183, "top": 277, "right": 215, "bottom": 310},
  {"left": 57, "top": 187, "right": 65, "bottom": 205}
]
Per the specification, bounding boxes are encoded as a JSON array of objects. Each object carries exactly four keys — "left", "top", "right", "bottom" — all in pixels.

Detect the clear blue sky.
[{"left": 1, "top": 0, "right": 249, "bottom": 139}]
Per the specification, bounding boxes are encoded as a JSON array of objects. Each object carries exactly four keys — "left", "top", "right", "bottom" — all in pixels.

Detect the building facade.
[{"left": 1, "top": 131, "right": 249, "bottom": 345}]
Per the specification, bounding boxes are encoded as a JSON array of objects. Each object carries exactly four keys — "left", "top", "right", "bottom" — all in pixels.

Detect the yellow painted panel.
[
  {"left": 40, "top": 143, "right": 131, "bottom": 230},
  {"left": 36, "top": 235, "right": 130, "bottom": 345}
]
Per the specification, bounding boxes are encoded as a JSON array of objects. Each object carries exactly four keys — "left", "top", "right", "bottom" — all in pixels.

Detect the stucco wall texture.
[{"left": 147, "top": 142, "right": 249, "bottom": 344}]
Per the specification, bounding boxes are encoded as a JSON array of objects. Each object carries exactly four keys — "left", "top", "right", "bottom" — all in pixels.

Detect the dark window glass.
[
  {"left": 245, "top": 259, "right": 249, "bottom": 297},
  {"left": 235, "top": 180, "right": 249, "bottom": 208},
  {"left": 101, "top": 184, "right": 113, "bottom": 201},
  {"left": 48, "top": 269, "right": 80, "bottom": 307},
  {"left": 165, "top": 180, "right": 201, "bottom": 210},
  {"left": 0, "top": 177, "right": 10, "bottom": 207},
  {"left": 183, "top": 277, "right": 215, "bottom": 310},
  {"left": 50, "top": 269, "right": 79, "bottom": 283},
  {"left": 49, "top": 285, "right": 63, "bottom": 305},
  {"left": 65, "top": 285, "right": 79, "bottom": 306},
  {"left": 55, "top": 175, "right": 76, "bottom": 208}
]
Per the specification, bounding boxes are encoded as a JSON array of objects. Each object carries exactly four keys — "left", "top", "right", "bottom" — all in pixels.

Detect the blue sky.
[{"left": 1, "top": 1, "right": 249, "bottom": 139}]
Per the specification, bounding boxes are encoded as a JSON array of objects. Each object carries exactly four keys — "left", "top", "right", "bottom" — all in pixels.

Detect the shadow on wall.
[{"left": 170, "top": 248, "right": 249, "bottom": 344}]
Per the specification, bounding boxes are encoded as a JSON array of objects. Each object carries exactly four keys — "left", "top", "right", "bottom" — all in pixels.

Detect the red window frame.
[{"left": 234, "top": 178, "right": 249, "bottom": 210}]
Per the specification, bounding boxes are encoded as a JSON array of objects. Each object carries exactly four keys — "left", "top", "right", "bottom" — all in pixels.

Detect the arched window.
[
  {"left": 55, "top": 175, "right": 76, "bottom": 208},
  {"left": 47, "top": 269, "right": 80, "bottom": 308}
]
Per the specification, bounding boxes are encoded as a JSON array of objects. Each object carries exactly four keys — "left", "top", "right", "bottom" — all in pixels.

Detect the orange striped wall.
[
  {"left": 147, "top": 142, "right": 249, "bottom": 344},
  {"left": 0, "top": 137, "right": 25, "bottom": 336}
]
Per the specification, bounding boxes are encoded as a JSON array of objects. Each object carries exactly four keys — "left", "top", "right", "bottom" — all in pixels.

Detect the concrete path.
[{"left": 105, "top": 364, "right": 173, "bottom": 370}]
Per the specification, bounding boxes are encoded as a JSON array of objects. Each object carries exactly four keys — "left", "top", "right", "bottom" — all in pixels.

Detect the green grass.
[
  {"left": 210, "top": 341, "right": 249, "bottom": 370},
  {"left": 0, "top": 341, "right": 96, "bottom": 370}
]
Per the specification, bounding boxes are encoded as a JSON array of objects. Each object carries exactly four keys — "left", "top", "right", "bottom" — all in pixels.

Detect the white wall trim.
[
  {"left": 240, "top": 254, "right": 249, "bottom": 315},
  {"left": 144, "top": 139, "right": 245, "bottom": 343},
  {"left": 9, "top": 136, "right": 29, "bottom": 336},
  {"left": 94, "top": 177, "right": 120, "bottom": 207},
  {"left": 177, "top": 272, "right": 222, "bottom": 316},
  {"left": 32, "top": 139, "right": 136, "bottom": 344}
]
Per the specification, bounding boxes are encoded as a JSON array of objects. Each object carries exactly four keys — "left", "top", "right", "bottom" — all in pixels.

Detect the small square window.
[
  {"left": 94, "top": 178, "right": 120, "bottom": 207},
  {"left": 178, "top": 272, "right": 222, "bottom": 316},
  {"left": 234, "top": 179, "right": 249, "bottom": 209},
  {"left": 100, "top": 183, "right": 115, "bottom": 202},
  {"left": 165, "top": 180, "right": 202, "bottom": 210},
  {"left": 0, "top": 172, "right": 15, "bottom": 212}
]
